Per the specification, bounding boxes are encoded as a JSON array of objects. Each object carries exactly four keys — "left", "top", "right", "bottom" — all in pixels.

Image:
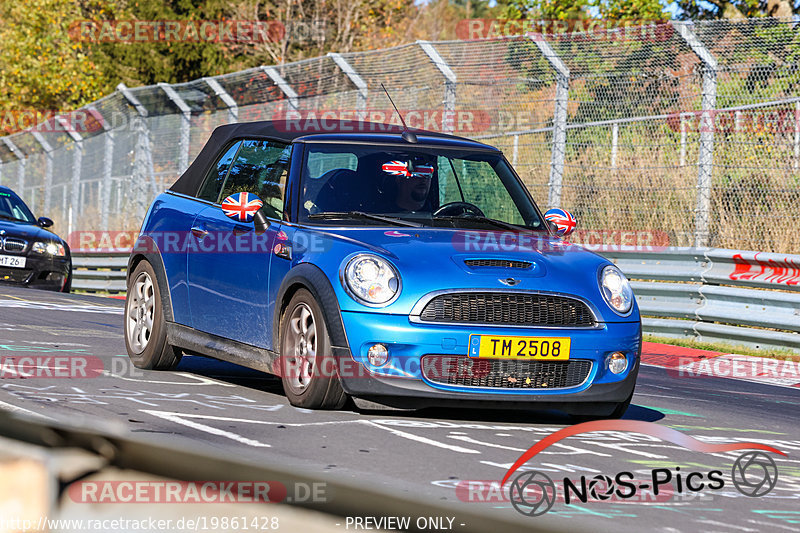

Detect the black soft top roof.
[{"left": 169, "top": 120, "right": 492, "bottom": 196}]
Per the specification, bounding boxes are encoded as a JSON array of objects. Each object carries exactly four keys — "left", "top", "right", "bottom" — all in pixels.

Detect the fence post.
[
  {"left": 512, "top": 135, "right": 519, "bottom": 166},
  {"left": 159, "top": 82, "right": 192, "bottom": 174},
  {"left": 328, "top": 53, "right": 368, "bottom": 114},
  {"left": 30, "top": 132, "right": 53, "bottom": 213},
  {"left": 3, "top": 139, "right": 25, "bottom": 195},
  {"left": 680, "top": 113, "right": 687, "bottom": 167},
  {"left": 675, "top": 22, "right": 717, "bottom": 248},
  {"left": 794, "top": 100, "right": 799, "bottom": 170},
  {"left": 87, "top": 106, "right": 114, "bottom": 230},
  {"left": 118, "top": 83, "right": 154, "bottom": 221},
  {"left": 611, "top": 122, "right": 619, "bottom": 170},
  {"left": 56, "top": 115, "right": 83, "bottom": 237},
  {"left": 418, "top": 41, "right": 457, "bottom": 134},
  {"left": 529, "top": 35, "right": 569, "bottom": 209},
  {"left": 203, "top": 77, "right": 238, "bottom": 123},
  {"left": 262, "top": 66, "right": 298, "bottom": 112}
]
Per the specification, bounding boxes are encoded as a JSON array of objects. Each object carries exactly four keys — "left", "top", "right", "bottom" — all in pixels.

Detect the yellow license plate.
[{"left": 468, "top": 335, "right": 570, "bottom": 360}]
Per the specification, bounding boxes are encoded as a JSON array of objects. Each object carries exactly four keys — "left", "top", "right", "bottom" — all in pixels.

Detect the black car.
[{"left": 0, "top": 186, "right": 72, "bottom": 292}]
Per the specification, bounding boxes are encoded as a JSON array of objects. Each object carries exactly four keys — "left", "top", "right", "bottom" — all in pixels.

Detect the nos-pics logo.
[{"left": 501, "top": 420, "right": 783, "bottom": 517}]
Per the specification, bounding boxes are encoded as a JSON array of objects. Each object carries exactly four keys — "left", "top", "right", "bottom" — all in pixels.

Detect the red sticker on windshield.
[{"left": 382, "top": 160, "right": 410, "bottom": 177}]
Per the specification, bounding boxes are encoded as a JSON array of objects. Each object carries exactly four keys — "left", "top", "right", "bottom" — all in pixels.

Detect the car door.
[{"left": 187, "top": 139, "right": 292, "bottom": 348}]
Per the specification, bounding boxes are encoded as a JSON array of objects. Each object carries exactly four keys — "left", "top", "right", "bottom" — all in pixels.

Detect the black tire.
[
  {"left": 124, "top": 260, "right": 182, "bottom": 370},
  {"left": 279, "top": 288, "right": 347, "bottom": 409}
]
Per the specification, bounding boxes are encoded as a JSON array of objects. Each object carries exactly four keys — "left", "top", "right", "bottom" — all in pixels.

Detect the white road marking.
[
  {"left": 101, "top": 370, "right": 237, "bottom": 387},
  {"left": 0, "top": 299, "right": 122, "bottom": 315},
  {"left": 447, "top": 434, "right": 527, "bottom": 452},
  {"left": 142, "top": 409, "right": 271, "bottom": 447},
  {"left": 136, "top": 411, "right": 481, "bottom": 454},
  {"left": 363, "top": 420, "right": 480, "bottom": 454}
]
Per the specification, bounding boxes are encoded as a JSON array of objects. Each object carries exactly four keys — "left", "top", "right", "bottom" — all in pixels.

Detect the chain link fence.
[{"left": 0, "top": 18, "right": 798, "bottom": 252}]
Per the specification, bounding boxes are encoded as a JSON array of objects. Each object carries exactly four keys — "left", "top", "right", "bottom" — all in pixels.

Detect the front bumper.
[
  {"left": 336, "top": 310, "right": 641, "bottom": 410},
  {"left": 0, "top": 253, "right": 71, "bottom": 291}
]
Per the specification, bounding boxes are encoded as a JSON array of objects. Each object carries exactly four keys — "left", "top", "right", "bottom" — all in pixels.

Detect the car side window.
[
  {"left": 218, "top": 139, "right": 292, "bottom": 219},
  {"left": 438, "top": 157, "right": 524, "bottom": 225},
  {"left": 197, "top": 141, "right": 242, "bottom": 202}
]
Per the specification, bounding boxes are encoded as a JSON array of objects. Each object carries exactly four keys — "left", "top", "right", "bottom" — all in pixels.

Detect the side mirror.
[
  {"left": 221, "top": 192, "right": 268, "bottom": 232},
  {"left": 544, "top": 208, "right": 577, "bottom": 237},
  {"left": 37, "top": 217, "right": 54, "bottom": 228}
]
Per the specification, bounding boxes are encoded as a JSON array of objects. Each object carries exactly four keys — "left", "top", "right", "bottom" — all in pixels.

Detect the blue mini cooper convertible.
[{"left": 124, "top": 120, "right": 640, "bottom": 418}]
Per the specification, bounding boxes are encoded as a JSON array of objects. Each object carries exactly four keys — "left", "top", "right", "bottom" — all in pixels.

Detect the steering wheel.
[{"left": 433, "top": 202, "right": 485, "bottom": 218}]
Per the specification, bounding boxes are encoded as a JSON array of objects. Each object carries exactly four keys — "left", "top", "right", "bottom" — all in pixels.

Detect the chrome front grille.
[{"left": 1, "top": 237, "right": 27, "bottom": 253}]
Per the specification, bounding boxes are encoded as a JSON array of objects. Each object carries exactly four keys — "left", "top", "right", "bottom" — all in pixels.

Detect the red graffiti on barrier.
[{"left": 729, "top": 253, "right": 800, "bottom": 286}]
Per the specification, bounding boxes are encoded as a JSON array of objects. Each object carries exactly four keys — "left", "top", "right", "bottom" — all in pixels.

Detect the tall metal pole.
[
  {"left": 31, "top": 132, "right": 54, "bottom": 214},
  {"left": 118, "top": 83, "right": 154, "bottom": 221},
  {"left": 418, "top": 41, "right": 457, "bottom": 134},
  {"left": 328, "top": 53, "right": 369, "bottom": 114},
  {"left": 262, "top": 66, "right": 299, "bottom": 112},
  {"left": 86, "top": 105, "right": 114, "bottom": 230},
  {"left": 675, "top": 22, "right": 717, "bottom": 248},
  {"left": 56, "top": 115, "right": 84, "bottom": 236},
  {"left": 529, "top": 34, "right": 570, "bottom": 209},
  {"left": 159, "top": 82, "right": 192, "bottom": 174},
  {"left": 204, "top": 77, "right": 239, "bottom": 123},
  {"left": 2, "top": 139, "right": 27, "bottom": 195}
]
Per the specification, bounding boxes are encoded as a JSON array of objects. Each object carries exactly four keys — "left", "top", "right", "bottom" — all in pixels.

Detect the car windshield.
[
  {"left": 299, "top": 143, "right": 546, "bottom": 230},
  {"left": 0, "top": 191, "right": 36, "bottom": 223}
]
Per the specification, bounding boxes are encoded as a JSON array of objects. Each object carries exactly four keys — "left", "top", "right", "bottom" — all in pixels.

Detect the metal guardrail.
[
  {"left": 71, "top": 252, "right": 128, "bottom": 293},
  {"left": 73, "top": 247, "right": 800, "bottom": 353}
]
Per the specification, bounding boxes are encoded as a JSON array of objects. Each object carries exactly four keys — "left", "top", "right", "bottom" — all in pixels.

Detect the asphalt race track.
[{"left": 1, "top": 285, "right": 799, "bottom": 533}]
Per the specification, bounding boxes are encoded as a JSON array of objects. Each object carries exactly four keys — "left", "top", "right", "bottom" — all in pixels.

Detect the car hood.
[
  {"left": 0, "top": 220, "right": 63, "bottom": 243},
  {"left": 298, "top": 226, "right": 624, "bottom": 321}
]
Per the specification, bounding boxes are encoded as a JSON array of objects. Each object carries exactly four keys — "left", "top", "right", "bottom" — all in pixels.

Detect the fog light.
[
  {"left": 367, "top": 344, "right": 389, "bottom": 366},
  {"left": 608, "top": 352, "right": 628, "bottom": 374}
]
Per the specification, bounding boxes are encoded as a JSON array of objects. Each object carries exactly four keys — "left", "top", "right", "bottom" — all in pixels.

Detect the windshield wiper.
[
  {"left": 434, "top": 214, "right": 541, "bottom": 233},
  {"left": 308, "top": 211, "right": 421, "bottom": 228}
]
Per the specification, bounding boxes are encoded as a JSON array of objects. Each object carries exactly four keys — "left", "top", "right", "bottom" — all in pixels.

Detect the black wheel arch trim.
[
  {"left": 273, "top": 262, "right": 349, "bottom": 351},
  {"left": 127, "top": 236, "right": 175, "bottom": 323}
]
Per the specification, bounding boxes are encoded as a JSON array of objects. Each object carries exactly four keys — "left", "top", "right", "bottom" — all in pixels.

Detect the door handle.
[{"left": 191, "top": 226, "right": 209, "bottom": 238}]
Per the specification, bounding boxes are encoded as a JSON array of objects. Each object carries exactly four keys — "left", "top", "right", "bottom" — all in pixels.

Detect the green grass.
[{"left": 643, "top": 334, "right": 800, "bottom": 361}]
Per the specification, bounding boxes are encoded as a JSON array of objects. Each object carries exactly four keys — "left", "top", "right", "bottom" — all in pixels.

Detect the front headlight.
[
  {"left": 343, "top": 254, "right": 401, "bottom": 306},
  {"left": 600, "top": 265, "right": 633, "bottom": 315},
  {"left": 32, "top": 241, "right": 66, "bottom": 256}
]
